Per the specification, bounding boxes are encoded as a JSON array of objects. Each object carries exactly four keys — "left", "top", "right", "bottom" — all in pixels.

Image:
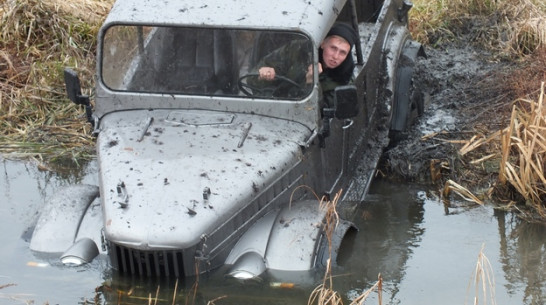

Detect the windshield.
[{"left": 101, "top": 26, "right": 315, "bottom": 100}]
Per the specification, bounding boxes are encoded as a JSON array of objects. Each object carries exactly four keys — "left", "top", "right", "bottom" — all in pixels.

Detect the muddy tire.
[{"left": 390, "top": 40, "right": 426, "bottom": 143}]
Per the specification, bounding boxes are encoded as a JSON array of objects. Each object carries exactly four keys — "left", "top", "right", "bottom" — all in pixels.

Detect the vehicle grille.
[{"left": 109, "top": 243, "right": 185, "bottom": 277}]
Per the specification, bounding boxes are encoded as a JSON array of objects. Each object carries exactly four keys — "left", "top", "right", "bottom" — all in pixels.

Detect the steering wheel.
[{"left": 238, "top": 73, "right": 303, "bottom": 97}]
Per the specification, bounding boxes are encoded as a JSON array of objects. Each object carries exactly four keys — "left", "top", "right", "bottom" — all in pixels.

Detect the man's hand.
[
  {"left": 306, "top": 63, "right": 323, "bottom": 84},
  {"left": 258, "top": 67, "right": 276, "bottom": 81}
]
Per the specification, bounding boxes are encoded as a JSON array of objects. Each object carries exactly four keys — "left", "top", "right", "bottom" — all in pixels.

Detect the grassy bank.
[
  {"left": 411, "top": 0, "right": 545, "bottom": 57},
  {"left": 0, "top": 0, "right": 113, "bottom": 164}
]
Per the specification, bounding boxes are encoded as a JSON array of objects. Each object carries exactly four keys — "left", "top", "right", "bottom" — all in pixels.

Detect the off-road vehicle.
[{"left": 30, "top": 0, "right": 425, "bottom": 280}]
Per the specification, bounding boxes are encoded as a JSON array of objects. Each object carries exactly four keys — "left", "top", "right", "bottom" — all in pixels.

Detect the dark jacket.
[{"left": 318, "top": 47, "right": 355, "bottom": 108}]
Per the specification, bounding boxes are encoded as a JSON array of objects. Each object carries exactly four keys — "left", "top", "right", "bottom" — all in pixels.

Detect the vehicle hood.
[{"left": 97, "top": 110, "right": 312, "bottom": 250}]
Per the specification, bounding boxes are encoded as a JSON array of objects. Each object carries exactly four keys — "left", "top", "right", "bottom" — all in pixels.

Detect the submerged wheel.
[{"left": 390, "top": 39, "right": 426, "bottom": 143}]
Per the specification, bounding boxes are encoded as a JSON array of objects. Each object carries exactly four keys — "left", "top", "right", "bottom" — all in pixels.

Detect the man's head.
[
  {"left": 320, "top": 35, "right": 351, "bottom": 69},
  {"left": 320, "top": 23, "right": 357, "bottom": 69}
]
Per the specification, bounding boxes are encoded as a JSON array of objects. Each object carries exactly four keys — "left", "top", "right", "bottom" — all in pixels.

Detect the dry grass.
[
  {"left": 308, "top": 259, "right": 345, "bottom": 305},
  {"left": 348, "top": 275, "right": 382, "bottom": 305},
  {"left": 465, "top": 245, "right": 496, "bottom": 305},
  {"left": 499, "top": 82, "right": 546, "bottom": 218},
  {"left": 92, "top": 277, "right": 207, "bottom": 305},
  {"left": 442, "top": 179, "right": 484, "bottom": 205},
  {"left": 308, "top": 190, "right": 383, "bottom": 305},
  {"left": 309, "top": 191, "right": 344, "bottom": 305},
  {"left": 411, "top": 0, "right": 546, "bottom": 58},
  {"left": 437, "top": 83, "right": 546, "bottom": 221},
  {"left": 0, "top": 0, "right": 113, "bottom": 164}
]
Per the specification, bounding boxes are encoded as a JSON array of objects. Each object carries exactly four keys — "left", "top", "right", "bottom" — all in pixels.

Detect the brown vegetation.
[
  {"left": 407, "top": 0, "right": 546, "bottom": 222},
  {"left": 450, "top": 82, "right": 546, "bottom": 222},
  {"left": 411, "top": 0, "right": 545, "bottom": 58},
  {"left": 0, "top": 0, "right": 113, "bottom": 163},
  {"left": 466, "top": 245, "right": 496, "bottom": 305}
]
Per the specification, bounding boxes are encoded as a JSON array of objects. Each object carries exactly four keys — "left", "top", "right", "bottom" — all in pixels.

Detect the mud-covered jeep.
[{"left": 30, "top": 0, "right": 425, "bottom": 280}]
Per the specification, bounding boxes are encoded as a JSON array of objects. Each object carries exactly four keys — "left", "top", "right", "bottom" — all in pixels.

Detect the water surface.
[{"left": 1, "top": 159, "right": 544, "bottom": 305}]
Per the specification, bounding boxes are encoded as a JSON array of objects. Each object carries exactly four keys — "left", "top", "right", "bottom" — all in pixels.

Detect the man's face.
[{"left": 320, "top": 35, "right": 351, "bottom": 69}]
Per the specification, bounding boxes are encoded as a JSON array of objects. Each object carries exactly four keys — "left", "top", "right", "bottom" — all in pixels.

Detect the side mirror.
[
  {"left": 64, "top": 68, "right": 94, "bottom": 125},
  {"left": 64, "top": 68, "right": 88, "bottom": 105},
  {"left": 334, "top": 85, "right": 359, "bottom": 119}
]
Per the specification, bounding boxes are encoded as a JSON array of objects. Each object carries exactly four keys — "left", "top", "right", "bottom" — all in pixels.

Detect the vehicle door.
[
  {"left": 322, "top": 0, "right": 367, "bottom": 198},
  {"left": 322, "top": 116, "right": 353, "bottom": 197}
]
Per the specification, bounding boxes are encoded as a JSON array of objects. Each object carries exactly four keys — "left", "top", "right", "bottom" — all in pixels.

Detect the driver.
[{"left": 257, "top": 22, "right": 357, "bottom": 106}]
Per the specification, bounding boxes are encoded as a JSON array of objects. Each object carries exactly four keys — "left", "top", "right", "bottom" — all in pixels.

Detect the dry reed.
[
  {"left": 348, "top": 274, "right": 382, "bottom": 305},
  {"left": 442, "top": 179, "right": 484, "bottom": 205},
  {"left": 308, "top": 191, "right": 344, "bottom": 305},
  {"left": 442, "top": 83, "right": 546, "bottom": 220},
  {"left": 308, "top": 190, "right": 383, "bottom": 305},
  {"left": 499, "top": 82, "right": 546, "bottom": 218},
  {"left": 206, "top": 295, "right": 228, "bottom": 305},
  {"left": 411, "top": 0, "right": 545, "bottom": 57},
  {"left": 465, "top": 245, "right": 496, "bottom": 305},
  {"left": 308, "top": 258, "right": 345, "bottom": 305}
]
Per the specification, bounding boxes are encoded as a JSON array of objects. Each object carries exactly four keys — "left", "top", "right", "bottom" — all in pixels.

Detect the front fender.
[
  {"left": 30, "top": 184, "right": 100, "bottom": 254},
  {"left": 225, "top": 199, "right": 356, "bottom": 279}
]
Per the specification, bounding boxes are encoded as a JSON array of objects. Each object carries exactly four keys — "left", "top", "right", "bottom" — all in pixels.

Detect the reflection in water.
[
  {"left": 495, "top": 210, "right": 546, "bottom": 305},
  {"left": 1, "top": 159, "right": 96, "bottom": 234},
  {"left": 333, "top": 181, "right": 426, "bottom": 304},
  {"left": 1, "top": 160, "right": 544, "bottom": 305},
  {"left": 102, "top": 271, "right": 312, "bottom": 305}
]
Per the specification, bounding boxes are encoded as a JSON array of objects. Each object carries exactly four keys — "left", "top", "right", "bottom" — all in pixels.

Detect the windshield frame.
[
  {"left": 100, "top": 24, "right": 316, "bottom": 101},
  {"left": 95, "top": 23, "right": 321, "bottom": 130}
]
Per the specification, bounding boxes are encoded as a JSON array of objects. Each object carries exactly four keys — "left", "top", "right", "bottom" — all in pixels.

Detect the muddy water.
[{"left": 1, "top": 158, "right": 544, "bottom": 305}]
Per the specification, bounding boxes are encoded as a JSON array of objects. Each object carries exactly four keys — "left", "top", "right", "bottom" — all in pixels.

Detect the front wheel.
[{"left": 390, "top": 40, "right": 426, "bottom": 143}]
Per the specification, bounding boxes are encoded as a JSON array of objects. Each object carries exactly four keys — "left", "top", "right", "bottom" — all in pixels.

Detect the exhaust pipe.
[{"left": 60, "top": 238, "right": 99, "bottom": 266}]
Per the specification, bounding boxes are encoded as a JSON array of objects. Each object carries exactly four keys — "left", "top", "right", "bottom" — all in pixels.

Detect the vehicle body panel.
[
  {"left": 97, "top": 110, "right": 311, "bottom": 250},
  {"left": 102, "top": 0, "right": 342, "bottom": 43}
]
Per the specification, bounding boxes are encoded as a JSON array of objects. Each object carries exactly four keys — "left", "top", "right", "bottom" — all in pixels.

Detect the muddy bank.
[{"left": 380, "top": 42, "right": 511, "bottom": 184}]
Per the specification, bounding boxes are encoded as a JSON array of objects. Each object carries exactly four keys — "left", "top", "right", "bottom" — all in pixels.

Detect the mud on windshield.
[{"left": 101, "top": 26, "right": 315, "bottom": 100}]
